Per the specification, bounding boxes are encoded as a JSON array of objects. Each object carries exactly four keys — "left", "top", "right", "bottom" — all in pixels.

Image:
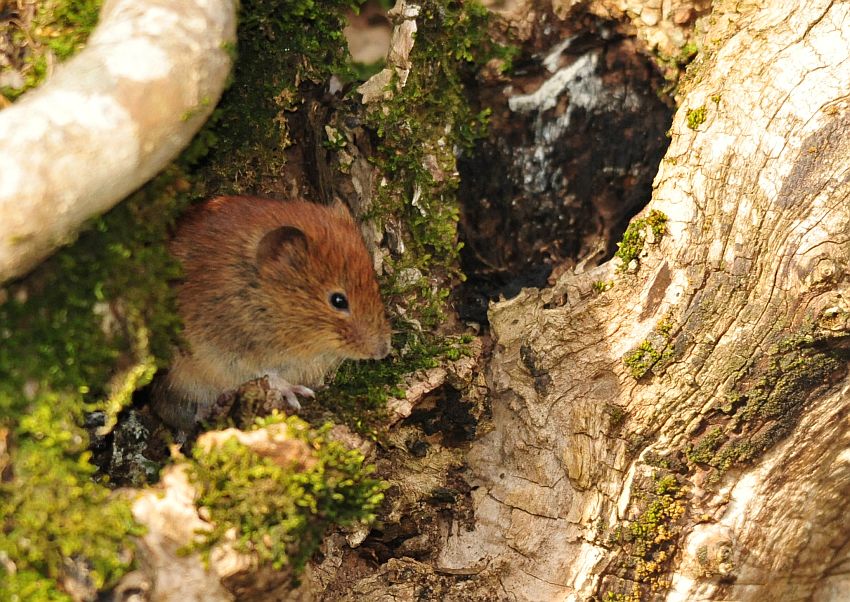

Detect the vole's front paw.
[{"left": 264, "top": 374, "right": 315, "bottom": 412}]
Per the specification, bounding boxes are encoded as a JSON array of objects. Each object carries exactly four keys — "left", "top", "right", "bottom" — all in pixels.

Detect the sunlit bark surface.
[{"left": 434, "top": 1, "right": 850, "bottom": 599}]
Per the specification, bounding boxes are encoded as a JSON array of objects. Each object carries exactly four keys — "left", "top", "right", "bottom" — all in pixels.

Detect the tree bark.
[
  {"left": 434, "top": 0, "right": 850, "bottom": 599},
  {"left": 0, "top": 0, "right": 236, "bottom": 284}
]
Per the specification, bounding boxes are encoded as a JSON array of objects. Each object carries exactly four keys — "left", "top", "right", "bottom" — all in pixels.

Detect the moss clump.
[
  {"left": 197, "top": 0, "right": 357, "bottom": 192},
  {"left": 0, "top": 172, "right": 189, "bottom": 595},
  {"left": 1, "top": 0, "right": 101, "bottom": 102},
  {"left": 189, "top": 415, "right": 386, "bottom": 573},
  {"left": 686, "top": 106, "right": 707, "bottom": 130},
  {"left": 604, "top": 403, "right": 628, "bottom": 431},
  {"left": 623, "top": 341, "right": 663, "bottom": 379},
  {"left": 363, "top": 0, "right": 509, "bottom": 327},
  {"left": 593, "top": 280, "right": 614, "bottom": 294},
  {"left": 614, "top": 210, "right": 668, "bottom": 272},
  {"left": 323, "top": 333, "right": 473, "bottom": 436},
  {"left": 0, "top": 393, "right": 144, "bottom": 600}
]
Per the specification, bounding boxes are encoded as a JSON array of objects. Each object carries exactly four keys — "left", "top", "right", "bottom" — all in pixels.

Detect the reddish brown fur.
[{"left": 156, "top": 196, "right": 391, "bottom": 427}]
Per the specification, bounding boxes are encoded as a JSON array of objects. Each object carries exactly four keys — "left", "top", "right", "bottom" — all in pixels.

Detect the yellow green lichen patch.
[
  {"left": 623, "top": 340, "right": 664, "bottom": 379},
  {"left": 683, "top": 326, "right": 848, "bottom": 478},
  {"left": 593, "top": 280, "right": 614, "bottom": 294},
  {"left": 623, "top": 316, "right": 675, "bottom": 379},
  {"left": 603, "top": 473, "right": 686, "bottom": 601},
  {"left": 686, "top": 105, "right": 707, "bottom": 129}
]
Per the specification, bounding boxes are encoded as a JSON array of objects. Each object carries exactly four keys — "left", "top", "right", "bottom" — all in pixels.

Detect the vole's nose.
[{"left": 372, "top": 336, "right": 391, "bottom": 360}]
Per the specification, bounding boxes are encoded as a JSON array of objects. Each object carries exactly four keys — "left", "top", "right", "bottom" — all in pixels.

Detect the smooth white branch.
[{"left": 0, "top": 0, "right": 237, "bottom": 283}]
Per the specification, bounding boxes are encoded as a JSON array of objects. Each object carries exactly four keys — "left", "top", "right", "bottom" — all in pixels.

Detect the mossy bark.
[
  {"left": 1, "top": 0, "right": 500, "bottom": 599},
  {"left": 428, "top": 1, "right": 850, "bottom": 600}
]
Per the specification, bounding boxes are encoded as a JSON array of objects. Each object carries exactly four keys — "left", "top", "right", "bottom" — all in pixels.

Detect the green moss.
[
  {"left": 604, "top": 403, "right": 627, "bottom": 428},
  {"left": 189, "top": 415, "right": 386, "bottom": 573},
  {"left": 0, "top": 392, "right": 143, "bottom": 597},
  {"left": 684, "top": 426, "right": 725, "bottom": 465},
  {"left": 0, "top": 570, "right": 74, "bottom": 601},
  {"left": 320, "top": 1, "right": 505, "bottom": 429},
  {"left": 651, "top": 39, "right": 699, "bottom": 99},
  {"left": 623, "top": 341, "right": 662, "bottom": 379},
  {"left": 362, "top": 0, "right": 507, "bottom": 327},
  {"left": 0, "top": 172, "right": 189, "bottom": 593},
  {"left": 38, "top": 0, "right": 100, "bottom": 59},
  {"left": 197, "top": 0, "right": 358, "bottom": 192},
  {"left": 686, "top": 106, "right": 707, "bottom": 130},
  {"left": 1, "top": 0, "right": 101, "bottom": 102},
  {"left": 614, "top": 210, "right": 668, "bottom": 272},
  {"left": 322, "top": 333, "right": 473, "bottom": 437},
  {"left": 593, "top": 280, "right": 614, "bottom": 294}
]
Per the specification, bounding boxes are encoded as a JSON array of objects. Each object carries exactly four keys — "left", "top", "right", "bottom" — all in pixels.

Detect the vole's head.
[{"left": 255, "top": 200, "right": 392, "bottom": 362}]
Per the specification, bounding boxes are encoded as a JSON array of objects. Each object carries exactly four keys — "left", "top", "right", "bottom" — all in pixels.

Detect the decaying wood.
[
  {"left": 486, "top": 0, "right": 710, "bottom": 59},
  {"left": 0, "top": 0, "right": 236, "bottom": 283},
  {"left": 432, "top": 0, "right": 850, "bottom": 600}
]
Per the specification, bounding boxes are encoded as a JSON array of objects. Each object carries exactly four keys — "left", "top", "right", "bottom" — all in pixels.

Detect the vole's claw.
[
  {"left": 290, "top": 385, "right": 315, "bottom": 398},
  {"left": 266, "top": 388, "right": 301, "bottom": 412},
  {"left": 265, "top": 375, "right": 313, "bottom": 412}
]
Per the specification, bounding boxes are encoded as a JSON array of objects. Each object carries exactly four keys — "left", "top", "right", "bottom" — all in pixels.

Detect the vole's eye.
[{"left": 329, "top": 292, "right": 349, "bottom": 311}]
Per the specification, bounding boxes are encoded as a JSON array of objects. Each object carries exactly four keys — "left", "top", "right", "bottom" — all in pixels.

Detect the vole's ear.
[
  {"left": 329, "top": 198, "right": 355, "bottom": 224},
  {"left": 256, "top": 226, "right": 308, "bottom": 272}
]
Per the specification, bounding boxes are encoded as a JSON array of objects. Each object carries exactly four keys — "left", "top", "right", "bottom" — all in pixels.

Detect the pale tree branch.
[{"left": 0, "top": 0, "right": 237, "bottom": 283}]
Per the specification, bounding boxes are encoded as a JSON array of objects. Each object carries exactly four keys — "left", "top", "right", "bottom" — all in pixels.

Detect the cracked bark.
[{"left": 430, "top": 1, "right": 850, "bottom": 600}]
